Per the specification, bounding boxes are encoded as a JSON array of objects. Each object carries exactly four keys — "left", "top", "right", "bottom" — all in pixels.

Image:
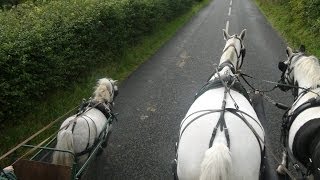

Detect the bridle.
[
  {"left": 222, "top": 35, "right": 246, "bottom": 70},
  {"left": 278, "top": 52, "right": 305, "bottom": 97}
]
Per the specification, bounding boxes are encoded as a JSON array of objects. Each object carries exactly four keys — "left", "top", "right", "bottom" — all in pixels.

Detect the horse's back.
[
  {"left": 60, "top": 108, "right": 108, "bottom": 154},
  {"left": 177, "top": 89, "right": 264, "bottom": 180}
]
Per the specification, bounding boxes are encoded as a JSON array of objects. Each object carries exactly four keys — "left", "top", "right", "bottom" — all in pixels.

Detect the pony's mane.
[
  {"left": 295, "top": 56, "right": 320, "bottom": 88},
  {"left": 93, "top": 78, "right": 113, "bottom": 103}
]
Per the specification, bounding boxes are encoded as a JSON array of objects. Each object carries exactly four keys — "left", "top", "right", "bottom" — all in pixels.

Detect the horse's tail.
[
  {"left": 52, "top": 127, "right": 74, "bottom": 167},
  {"left": 200, "top": 143, "right": 232, "bottom": 180}
]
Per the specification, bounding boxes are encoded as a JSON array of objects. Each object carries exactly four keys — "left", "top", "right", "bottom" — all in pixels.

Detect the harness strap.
[
  {"left": 195, "top": 77, "right": 250, "bottom": 101},
  {"left": 284, "top": 96, "right": 320, "bottom": 132},
  {"left": 179, "top": 108, "right": 264, "bottom": 148},
  {"left": 209, "top": 86, "right": 230, "bottom": 148}
]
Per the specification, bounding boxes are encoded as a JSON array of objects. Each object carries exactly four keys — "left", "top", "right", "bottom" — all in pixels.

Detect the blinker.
[{"left": 278, "top": 61, "right": 287, "bottom": 72}]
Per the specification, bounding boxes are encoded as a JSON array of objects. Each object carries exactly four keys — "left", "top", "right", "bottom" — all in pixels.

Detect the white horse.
[
  {"left": 175, "top": 29, "right": 265, "bottom": 180},
  {"left": 277, "top": 46, "right": 320, "bottom": 179},
  {"left": 52, "top": 77, "right": 118, "bottom": 167}
]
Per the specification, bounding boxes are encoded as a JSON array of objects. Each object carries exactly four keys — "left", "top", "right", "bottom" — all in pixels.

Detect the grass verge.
[
  {"left": 0, "top": 0, "right": 211, "bottom": 166},
  {"left": 253, "top": 0, "right": 320, "bottom": 57}
]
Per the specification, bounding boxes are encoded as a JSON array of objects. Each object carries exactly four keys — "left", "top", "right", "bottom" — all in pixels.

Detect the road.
[{"left": 84, "top": 0, "right": 293, "bottom": 179}]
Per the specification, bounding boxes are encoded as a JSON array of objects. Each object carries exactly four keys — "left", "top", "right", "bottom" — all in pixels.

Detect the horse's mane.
[
  {"left": 93, "top": 78, "right": 112, "bottom": 103},
  {"left": 295, "top": 56, "right": 320, "bottom": 88}
]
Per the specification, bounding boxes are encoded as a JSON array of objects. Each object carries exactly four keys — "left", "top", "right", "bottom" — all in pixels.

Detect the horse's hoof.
[{"left": 276, "top": 165, "right": 286, "bottom": 175}]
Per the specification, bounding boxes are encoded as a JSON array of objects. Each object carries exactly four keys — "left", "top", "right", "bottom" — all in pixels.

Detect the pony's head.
[
  {"left": 221, "top": 29, "right": 246, "bottom": 71},
  {"left": 277, "top": 45, "right": 306, "bottom": 91},
  {"left": 93, "top": 78, "right": 118, "bottom": 103},
  {"left": 278, "top": 45, "right": 320, "bottom": 93}
]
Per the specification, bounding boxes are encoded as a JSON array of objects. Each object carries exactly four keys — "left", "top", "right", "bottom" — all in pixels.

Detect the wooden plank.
[{"left": 13, "top": 159, "right": 72, "bottom": 180}]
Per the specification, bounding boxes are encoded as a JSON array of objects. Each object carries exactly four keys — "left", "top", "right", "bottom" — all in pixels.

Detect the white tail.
[
  {"left": 52, "top": 128, "right": 74, "bottom": 167},
  {"left": 200, "top": 143, "right": 232, "bottom": 180}
]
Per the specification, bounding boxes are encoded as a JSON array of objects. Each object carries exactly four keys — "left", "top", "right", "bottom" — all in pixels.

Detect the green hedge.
[
  {"left": 289, "top": 0, "right": 320, "bottom": 33},
  {"left": 0, "top": 0, "right": 195, "bottom": 122},
  {"left": 258, "top": 0, "right": 320, "bottom": 35},
  {"left": 255, "top": 0, "right": 320, "bottom": 57}
]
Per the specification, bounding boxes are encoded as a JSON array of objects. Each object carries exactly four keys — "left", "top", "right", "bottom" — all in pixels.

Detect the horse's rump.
[{"left": 177, "top": 89, "right": 264, "bottom": 179}]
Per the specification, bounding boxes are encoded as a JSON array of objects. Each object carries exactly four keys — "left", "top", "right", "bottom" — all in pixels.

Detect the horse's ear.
[
  {"left": 239, "top": 29, "right": 246, "bottom": 40},
  {"left": 299, "top": 44, "right": 306, "bottom": 53},
  {"left": 286, "top": 47, "right": 293, "bottom": 57},
  {"left": 223, "top": 29, "right": 230, "bottom": 40}
]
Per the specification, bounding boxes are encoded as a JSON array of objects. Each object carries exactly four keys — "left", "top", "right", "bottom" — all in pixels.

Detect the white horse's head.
[
  {"left": 93, "top": 78, "right": 118, "bottom": 103},
  {"left": 278, "top": 45, "right": 320, "bottom": 94},
  {"left": 220, "top": 29, "right": 246, "bottom": 72}
]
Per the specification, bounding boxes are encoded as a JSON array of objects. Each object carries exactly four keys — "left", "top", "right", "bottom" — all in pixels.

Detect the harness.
[
  {"left": 63, "top": 99, "right": 116, "bottom": 157},
  {"left": 196, "top": 67, "right": 250, "bottom": 101},
  {"left": 278, "top": 53, "right": 305, "bottom": 95},
  {"left": 173, "top": 63, "right": 265, "bottom": 180}
]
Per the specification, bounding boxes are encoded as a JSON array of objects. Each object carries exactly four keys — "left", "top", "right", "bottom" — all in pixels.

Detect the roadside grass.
[
  {"left": 254, "top": 0, "right": 320, "bottom": 58},
  {"left": 0, "top": 0, "right": 211, "bottom": 166}
]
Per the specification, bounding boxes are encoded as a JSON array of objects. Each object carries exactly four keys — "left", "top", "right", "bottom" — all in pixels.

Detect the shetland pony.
[{"left": 52, "top": 78, "right": 118, "bottom": 167}]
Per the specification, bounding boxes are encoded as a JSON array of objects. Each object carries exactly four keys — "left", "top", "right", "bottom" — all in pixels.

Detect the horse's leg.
[{"left": 276, "top": 150, "right": 288, "bottom": 175}]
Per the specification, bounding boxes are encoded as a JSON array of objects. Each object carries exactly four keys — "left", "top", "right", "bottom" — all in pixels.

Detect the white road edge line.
[
  {"left": 226, "top": 20, "right": 229, "bottom": 33},
  {"left": 228, "top": 7, "right": 231, "bottom": 16},
  {"left": 230, "top": 0, "right": 232, "bottom": 6}
]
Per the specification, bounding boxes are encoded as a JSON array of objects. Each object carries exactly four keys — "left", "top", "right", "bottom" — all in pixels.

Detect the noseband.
[{"left": 222, "top": 36, "right": 246, "bottom": 69}]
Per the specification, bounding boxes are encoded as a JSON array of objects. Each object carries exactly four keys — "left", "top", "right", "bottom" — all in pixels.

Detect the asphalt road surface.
[{"left": 84, "top": 0, "right": 294, "bottom": 179}]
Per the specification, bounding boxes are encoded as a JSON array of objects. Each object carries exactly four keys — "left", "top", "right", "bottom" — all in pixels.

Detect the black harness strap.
[
  {"left": 209, "top": 85, "right": 230, "bottom": 148},
  {"left": 282, "top": 96, "right": 320, "bottom": 138},
  {"left": 179, "top": 108, "right": 264, "bottom": 150},
  {"left": 195, "top": 76, "right": 250, "bottom": 101}
]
